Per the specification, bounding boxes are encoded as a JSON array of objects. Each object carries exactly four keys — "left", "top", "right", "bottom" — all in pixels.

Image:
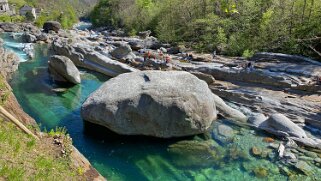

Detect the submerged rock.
[
  {"left": 168, "top": 140, "right": 222, "bottom": 167},
  {"left": 251, "top": 146, "right": 262, "bottom": 156},
  {"left": 295, "top": 161, "right": 313, "bottom": 175},
  {"left": 81, "top": 71, "right": 217, "bottom": 138},
  {"left": 253, "top": 167, "right": 268, "bottom": 178},
  {"left": 48, "top": 55, "right": 81, "bottom": 84},
  {"left": 213, "top": 123, "right": 235, "bottom": 144}
]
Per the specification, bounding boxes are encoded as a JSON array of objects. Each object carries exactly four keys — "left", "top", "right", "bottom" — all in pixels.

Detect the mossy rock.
[{"left": 168, "top": 140, "right": 223, "bottom": 168}]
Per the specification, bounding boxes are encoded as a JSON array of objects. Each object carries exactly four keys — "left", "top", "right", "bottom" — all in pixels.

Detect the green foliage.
[
  {"left": 91, "top": 0, "right": 321, "bottom": 59},
  {"left": 34, "top": 5, "right": 78, "bottom": 29},
  {"left": 46, "top": 126, "right": 68, "bottom": 137},
  {"left": 242, "top": 49, "right": 255, "bottom": 59},
  {"left": 0, "top": 14, "right": 24, "bottom": 23},
  {"left": 25, "top": 11, "right": 35, "bottom": 22},
  {"left": 0, "top": 118, "right": 81, "bottom": 180},
  {"left": 8, "top": 0, "right": 78, "bottom": 29}
]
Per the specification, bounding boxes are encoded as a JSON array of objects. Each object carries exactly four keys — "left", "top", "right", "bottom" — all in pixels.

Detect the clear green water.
[{"left": 4, "top": 35, "right": 301, "bottom": 181}]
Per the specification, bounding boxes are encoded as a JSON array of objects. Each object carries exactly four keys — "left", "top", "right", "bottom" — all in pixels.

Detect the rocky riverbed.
[{"left": 1, "top": 21, "right": 321, "bottom": 180}]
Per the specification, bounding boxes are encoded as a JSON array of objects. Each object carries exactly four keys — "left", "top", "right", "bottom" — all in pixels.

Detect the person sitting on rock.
[
  {"left": 144, "top": 51, "right": 152, "bottom": 62},
  {"left": 158, "top": 50, "right": 164, "bottom": 61},
  {"left": 246, "top": 61, "right": 255, "bottom": 72}
]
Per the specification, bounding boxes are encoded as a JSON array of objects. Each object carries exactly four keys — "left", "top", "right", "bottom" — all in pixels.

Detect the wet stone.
[
  {"left": 315, "top": 158, "right": 321, "bottom": 163},
  {"left": 263, "top": 137, "right": 275, "bottom": 143},
  {"left": 251, "top": 146, "right": 262, "bottom": 156},
  {"left": 213, "top": 123, "right": 235, "bottom": 144},
  {"left": 295, "top": 161, "right": 313, "bottom": 175},
  {"left": 268, "top": 143, "right": 279, "bottom": 149},
  {"left": 299, "top": 156, "right": 314, "bottom": 162},
  {"left": 253, "top": 167, "right": 268, "bottom": 178},
  {"left": 304, "top": 151, "right": 318, "bottom": 158},
  {"left": 284, "top": 152, "right": 297, "bottom": 161}
]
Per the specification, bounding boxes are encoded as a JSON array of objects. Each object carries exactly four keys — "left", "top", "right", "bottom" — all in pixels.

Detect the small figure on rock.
[
  {"left": 212, "top": 50, "right": 216, "bottom": 59},
  {"left": 245, "top": 61, "right": 255, "bottom": 72},
  {"left": 317, "top": 76, "right": 321, "bottom": 85}
]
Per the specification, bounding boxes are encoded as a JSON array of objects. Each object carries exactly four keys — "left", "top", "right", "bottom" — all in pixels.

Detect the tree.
[{"left": 25, "top": 11, "right": 35, "bottom": 22}]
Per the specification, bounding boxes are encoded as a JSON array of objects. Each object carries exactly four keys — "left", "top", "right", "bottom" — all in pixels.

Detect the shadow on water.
[{"left": 83, "top": 120, "right": 198, "bottom": 144}]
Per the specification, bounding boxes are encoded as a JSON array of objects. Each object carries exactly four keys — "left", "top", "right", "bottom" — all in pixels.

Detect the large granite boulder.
[
  {"left": 82, "top": 71, "right": 217, "bottom": 138},
  {"left": 43, "top": 21, "right": 61, "bottom": 33},
  {"left": 48, "top": 55, "right": 81, "bottom": 84}
]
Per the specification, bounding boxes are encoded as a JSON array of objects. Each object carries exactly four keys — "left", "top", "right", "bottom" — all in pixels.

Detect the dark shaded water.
[{"left": 3, "top": 34, "right": 295, "bottom": 180}]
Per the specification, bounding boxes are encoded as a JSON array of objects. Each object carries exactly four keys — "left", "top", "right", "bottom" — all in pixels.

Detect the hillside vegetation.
[
  {"left": 91, "top": 0, "right": 321, "bottom": 59},
  {"left": 5, "top": 0, "right": 98, "bottom": 28}
]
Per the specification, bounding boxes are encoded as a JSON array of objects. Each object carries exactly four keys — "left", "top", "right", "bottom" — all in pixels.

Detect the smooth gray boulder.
[
  {"left": 48, "top": 55, "right": 81, "bottom": 84},
  {"left": 82, "top": 71, "right": 217, "bottom": 138},
  {"left": 190, "top": 71, "right": 215, "bottom": 84},
  {"left": 248, "top": 114, "right": 268, "bottom": 127},
  {"left": 259, "top": 114, "right": 307, "bottom": 138},
  {"left": 138, "top": 30, "right": 151, "bottom": 39},
  {"left": 212, "top": 94, "right": 248, "bottom": 122},
  {"left": 110, "top": 43, "right": 136, "bottom": 60}
]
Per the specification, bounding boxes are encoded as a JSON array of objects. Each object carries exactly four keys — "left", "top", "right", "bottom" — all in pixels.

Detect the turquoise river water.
[{"left": 2, "top": 33, "right": 310, "bottom": 180}]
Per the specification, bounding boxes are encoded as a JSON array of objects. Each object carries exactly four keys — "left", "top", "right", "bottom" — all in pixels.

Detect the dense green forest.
[{"left": 91, "top": 0, "right": 321, "bottom": 58}]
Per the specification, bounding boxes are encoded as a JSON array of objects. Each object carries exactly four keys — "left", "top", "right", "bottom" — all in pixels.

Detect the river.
[{"left": 1, "top": 31, "right": 300, "bottom": 180}]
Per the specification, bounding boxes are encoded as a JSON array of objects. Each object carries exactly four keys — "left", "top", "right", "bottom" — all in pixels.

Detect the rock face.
[
  {"left": 0, "top": 23, "right": 19, "bottom": 32},
  {"left": 43, "top": 21, "right": 61, "bottom": 33},
  {"left": 82, "top": 71, "right": 217, "bottom": 138},
  {"left": 190, "top": 72, "right": 215, "bottom": 84},
  {"left": 212, "top": 94, "right": 247, "bottom": 122},
  {"left": 110, "top": 43, "right": 135, "bottom": 60},
  {"left": 258, "top": 114, "right": 307, "bottom": 138},
  {"left": 48, "top": 55, "right": 81, "bottom": 84},
  {"left": 52, "top": 39, "right": 138, "bottom": 77},
  {"left": 138, "top": 30, "right": 151, "bottom": 39},
  {"left": 36, "top": 33, "right": 48, "bottom": 42},
  {"left": 22, "top": 33, "right": 37, "bottom": 43},
  {"left": 0, "top": 39, "right": 20, "bottom": 79}
]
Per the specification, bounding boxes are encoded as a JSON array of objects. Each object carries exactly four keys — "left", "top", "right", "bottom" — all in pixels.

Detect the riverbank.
[
  {"left": 1, "top": 21, "right": 321, "bottom": 180},
  {"left": 0, "top": 37, "right": 105, "bottom": 180}
]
